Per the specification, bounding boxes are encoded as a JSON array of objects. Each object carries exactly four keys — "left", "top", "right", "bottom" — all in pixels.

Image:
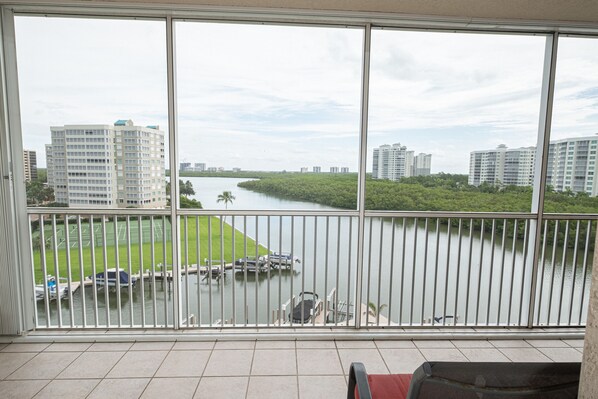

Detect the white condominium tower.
[
  {"left": 372, "top": 143, "right": 432, "bottom": 181},
  {"left": 546, "top": 136, "right": 598, "bottom": 195},
  {"left": 469, "top": 144, "right": 536, "bottom": 187},
  {"left": 469, "top": 136, "right": 598, "bottom": 195},
  {"left": 46, "top": 119, "right": 166, "bottom": 208}
]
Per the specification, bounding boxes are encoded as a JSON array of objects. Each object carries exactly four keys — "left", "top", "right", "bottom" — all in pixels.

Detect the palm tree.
[
  {"left": 367, "top": 301, "right": 387, "bottom": 319},
  {"left": 217, "top": 191, "right": 236, "bottom": 224}
]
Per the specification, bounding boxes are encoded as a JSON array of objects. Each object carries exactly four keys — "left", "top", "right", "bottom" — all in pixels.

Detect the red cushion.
[{"left": 355, "top": 374, "right": 413, "bottom": 399}]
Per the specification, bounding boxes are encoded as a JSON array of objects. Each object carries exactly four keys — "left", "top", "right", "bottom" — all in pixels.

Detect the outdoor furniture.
[{"left": 348, "top": 361, "right": 581, "bottom": 399}]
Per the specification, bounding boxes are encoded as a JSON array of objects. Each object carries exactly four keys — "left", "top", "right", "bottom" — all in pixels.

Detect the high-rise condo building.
[
  {"left": 340, "top": 167, "right": 349, "bottom": 173},
  {"left": 46, "top": 119, "right": 166, "bottom": 208},
  {"left": 330, "top": 166, "right": 339, "bottom": 173},
  {"left": 469, "top": 136, "right": 598, "bottom": 195},
  {"left": 313, "top": 166, "right": 321, "bottom": 173},
  {"left": 469, "top": 144, "right": 536, "bottom": 187},
  {"left": 546, "top": 136, "right": 598, "bottom": 195},
  {"left": 372, "top": 143, "right": 432, "bottom": 181},
  {"left": 23, "top": 150, "right": 37, "bottom": 182}
]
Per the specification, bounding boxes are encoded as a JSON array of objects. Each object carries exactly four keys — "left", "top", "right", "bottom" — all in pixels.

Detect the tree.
[
  {"left": 217, "top": 191, "right": 235, "bottom": 209},
  {"left": 26, "top": 181, "right": 54, "bottom": 206},
  {"left": 165, "top": 179, "right": 201, "bottom": 208},
  {"left": 217, "top": 191, "right": 235, "bottom": 224},
  {"left": 367, "top": 301, "right": 387, "bottom": 320}
]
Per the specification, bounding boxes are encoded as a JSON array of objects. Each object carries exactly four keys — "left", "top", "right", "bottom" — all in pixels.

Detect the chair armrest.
[{"left": 348, "top": 362, "right": 372, "bottom": 399}]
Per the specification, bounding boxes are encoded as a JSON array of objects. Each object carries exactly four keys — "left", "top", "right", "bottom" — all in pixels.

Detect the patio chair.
[{"left": 348, "top": 361, "right": 581, "bottom": 399}]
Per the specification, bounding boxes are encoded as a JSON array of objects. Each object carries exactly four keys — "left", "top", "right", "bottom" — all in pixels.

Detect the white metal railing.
[{"left": 27, "top": 209, "right": 594, "bottom": 330}]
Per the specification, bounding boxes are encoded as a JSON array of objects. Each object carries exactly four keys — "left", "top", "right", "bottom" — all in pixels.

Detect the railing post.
[
  {"left": 166, "top": 15, "right": 182, "bottom": 329},
  {"left": 355, "top": 24, "right": 372, "bottom": 329},
  {"left": 528, "top": 33, "right": 559, "bottom": 328}
]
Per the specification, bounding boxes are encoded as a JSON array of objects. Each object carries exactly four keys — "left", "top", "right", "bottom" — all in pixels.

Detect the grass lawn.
[{"left": 31, "top": 216, "right": 267, "bottom": 283}]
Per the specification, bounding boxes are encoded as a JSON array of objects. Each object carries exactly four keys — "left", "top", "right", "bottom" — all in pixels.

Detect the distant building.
[
  {"left": 469, "top": 137, "right": 598, "bottom": 195},
  {"left": 372, "top": 143, "right": 432, "bottom": 181},
  {"left": 232, "top": 167, "right": 241, "bottom": 172},
  {"left": 340, "top": 167, "right": 349, "bottom": 173},
  {"left": 45, "top": 145, "right": 53, "bottom": 186},
  {"left": 300, "top": 167, "right": 308, "bottom": 173},
  {"left": 23, "top": 150, "right": 37, "bottom": 182},
  {"left": 469, "top": 145, "right": 535, "bottom": 187},
  {"left": 194, "top": 163, "right": 206, "bottom": 172},
  {"left": 313, "top": 166, "right": 321, "bottom": 173},
  {"left": 180, "top": 162, "right": 191, "bottom": 171},
  {"left": 207, "top": 167, "right": 218, "bottom": 172},
  {"left": 330, "top": 166, "right": 339, "bottom": 173},
  {"left": 46, "top": 119, "right": 166, "bottom": 208},
  {"left": 546, "top": 136, "right": 598, "bottom": 195}
]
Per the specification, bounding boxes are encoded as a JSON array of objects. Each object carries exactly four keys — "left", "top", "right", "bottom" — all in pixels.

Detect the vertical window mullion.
[{"left": 528, "top": 33, "right": 559, "bottom": 328}]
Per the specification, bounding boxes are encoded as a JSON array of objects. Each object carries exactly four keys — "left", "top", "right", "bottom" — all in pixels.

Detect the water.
[{"left": 36, "top": 177, "right": 592, "bottom": 328}]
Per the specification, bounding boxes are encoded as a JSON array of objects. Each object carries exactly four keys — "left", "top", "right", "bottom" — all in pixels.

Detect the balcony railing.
[{"left": 27, "top": 209, "right": 594, "bottom": 330}]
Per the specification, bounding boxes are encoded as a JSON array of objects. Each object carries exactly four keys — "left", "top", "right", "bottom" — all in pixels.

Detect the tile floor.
[{"left": 0, "top": 338, "right": 584, "bottom": 399}]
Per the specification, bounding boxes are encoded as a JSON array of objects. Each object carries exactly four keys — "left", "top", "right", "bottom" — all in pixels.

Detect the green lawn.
[{"left": 31, "top": 216, "right": 267, "bottom": 283}]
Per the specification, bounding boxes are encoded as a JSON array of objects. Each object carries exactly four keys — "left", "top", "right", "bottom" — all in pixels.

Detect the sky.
[{"left": 13, "top": 16, "right": 598, "bottom": 173}]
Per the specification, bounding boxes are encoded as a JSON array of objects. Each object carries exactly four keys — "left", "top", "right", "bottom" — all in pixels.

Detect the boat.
[
  {"left": 234, "top": 256, "right": 268, "bottom": 273},
  {"left": 265, "top": 252, "right": 300, "bottom": 267},
  {"left": 35, "top": 275, "right": 68, "bottom": 301},
  {"left": 92, "top": 269, "right": 137, "bottom": 289},
  {"left": 290, "top": 291, "right": 320, "bottom": 323}
]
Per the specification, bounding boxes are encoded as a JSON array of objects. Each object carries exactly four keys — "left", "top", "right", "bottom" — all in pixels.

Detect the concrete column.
[{"left": 579, "top": 232, "right": 598, "bottom": 398}]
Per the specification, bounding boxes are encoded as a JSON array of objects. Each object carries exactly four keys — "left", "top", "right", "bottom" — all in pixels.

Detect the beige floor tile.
[
  {"left": 490, "top": 340, "right": 531, "bottom": 348},
  {"left": 378, "top": 348, "right": 426, "bottom": 374},
  {"left": 0, "top": 352, "right": 37, "bottom": 379},
  {"left": 203, "top": 350, "right": 253, "bottom": 376},
  {"left": 130, "top": 341, "right": 174, "bottom": 351},
  {"left": 87, "top": 342, "right": 133, "bottom": 351},
  {"left": 335, "top": 340, "right": 376, "bottom": 349},
  {"left": 562, "top": 339, "right": 585, "bottom": 348},
  {"left": 298, "top": 375, "right": 347, "bottom": 399},
  {"left": 34, "top": 378, "right": 99, "bottom": 399},
  {"left": 194, "top": 376, "right": 248, "bottom": 399},
  {"left": 1, "top": 344, "right": 50, "bottom": 353},
  {"left": 459, "top": 348, "right": 510, "bottom": 362},
  {"left": 251, "top": 349, "right": 296, "bottom": 376},
  {"left": 7, "top": 352, "right": 79, "bottom": 380},
  {"left": 173, "top": 341, "right": 215, "bottom": 350},
  {"left": 87, "top": 378, "right": 149, "bottom": 399},
  {"left": 538, "top": 347, "right": 583, "bottom": 362},
  {"left": 155, "top": 351, "right": 210, "bottom": 377},
  {"left": 297, "top": 349, "right": 343, "bottom": 375},
  {"left": 247, "top": 376, "right": 298, "bottom": 399},
  {"left": 43, "top": 343, "right": 92, "bottom": 352},
  {"left": 255, "top": 340, "right": 295, "bottom": 349},
  {"left": 337, "top": 349, "right": 389, "bottom": 375},
  {"left": 0, "top": 344, "right": 7, "bottom": 351},
  {"left": 214, "top": 341, "right": 255, "bottom": 350},
  {"left": 419, "top": 348, "right": 468, "bottom": 362},
  {"left": 57, "top": 351, "right": 125, "bottom": 379},
  {"left": 296, "top": 341, "right": 336, "bottom": 349},
  {"left": 0, "top": 380, "right": 49, "bottom": 399},
  {"left": 450, "top": 340, "right": 493, "bottom": 348},
  {"left": 526, "top": 339, "right": 570, "bottom": 348},
  {"left": 498, "top": 348, "right": 551, "bottom": 362},
  {"left": 413, "top": 340, "right": 455, "bottom": 349},
  {"left": 141, "top": 377, "right": 200, "bottom": 399},
  {"left": 374, "top": 340, "right": 416, "bottom": 349},
  {"left": 107, "top": 351, "right": 168, "bottom": 378}
]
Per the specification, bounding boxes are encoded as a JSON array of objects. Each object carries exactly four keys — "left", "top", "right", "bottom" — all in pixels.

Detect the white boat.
[
  {"left": 35, "top": 275, "right": 68, "bottom": 301},
  {"left": 265, "top": 252, "right": 300, "bottom": 267},
  {"left": 92, "top": 269, "right": 137, "bottom": 289}
]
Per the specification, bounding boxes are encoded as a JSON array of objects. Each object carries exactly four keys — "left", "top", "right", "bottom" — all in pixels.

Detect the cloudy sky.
[{"left": 14, "top": 16, "right": 598, "bottom": 173}]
